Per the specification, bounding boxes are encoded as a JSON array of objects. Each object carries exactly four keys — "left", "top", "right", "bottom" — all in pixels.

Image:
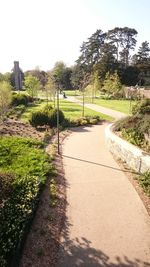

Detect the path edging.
[{"left": 105, "top": 124, "right": 150, "bottom": 173}]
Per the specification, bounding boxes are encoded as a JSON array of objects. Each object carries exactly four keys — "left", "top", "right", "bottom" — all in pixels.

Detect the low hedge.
[
  {"left": 0, "top": 137, "right": 52, "bottom": 267},
  {"left": 29, "top": 107, "right": 65, "bottom": 128}
]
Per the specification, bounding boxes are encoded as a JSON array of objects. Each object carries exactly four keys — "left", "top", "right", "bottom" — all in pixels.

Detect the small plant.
[
  {"left": 121, "top": 128, "right": 144, "bottom": 147},
  {"left": 138, "top": 171, "right": 150, "bottom": 196}
]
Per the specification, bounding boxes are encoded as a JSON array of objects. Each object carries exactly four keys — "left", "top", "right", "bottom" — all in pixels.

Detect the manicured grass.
[
  {"left": 64, "top": 90, "right": 81, "bottom": 96},
  {"left": 59, "top": 99, "right": 113, "bottom": 121},
  {"left": 0, "top": 136, "right": 52, "bottom": 267},
  {"left": 21, "top": 101, "right": 49, "bottom": 121},
  {"left": 21, "top": 99, "right": 113, "bottom": 122},
  {"left": 77, "top": 97, "right": 135, "bottom": 115}
]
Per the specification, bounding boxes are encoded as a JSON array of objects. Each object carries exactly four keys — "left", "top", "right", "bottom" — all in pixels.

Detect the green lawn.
[
  {"left": 21, "top": 99, "right": 113, "bottom": 122},
  {"left": 59, "top": 99, "right": 113, "bottom": 121},
  {"left": 21, "top": 101, "right": 48, "bottom": 121},
  {"left": 64, "top": 90, "right": 81, "bottom": 96},
  {"left": 76, "top": 97, "right": 136, "bottom": 115}
]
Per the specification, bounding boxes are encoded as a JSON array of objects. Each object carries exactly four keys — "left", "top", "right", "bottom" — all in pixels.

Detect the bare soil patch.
[{"left": 0, "top": 119, "right": 44, "bottom": 140}]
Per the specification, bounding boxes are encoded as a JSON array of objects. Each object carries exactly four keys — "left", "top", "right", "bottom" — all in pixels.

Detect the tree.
[
  {"left": 137, "top": 41, "right": 150, "bottom": 63},
  {"left": 76, "top": 29, "right": 106, "bottom": 72},
  {"left": 94, "top": 43, "right": 117, "bottom": 81},
  {"left": 120, "top": 66, "right": 139, "bottom": 86},
  {"left": 103, "top": 72, "right": 122, "bottom": 97},
  {"left": 0, "top": 81, "right": 12, "bottom": 120},
  {"left": 119, "top": 27, "right": 137, "bottom": 66},
  {"left": 107, "top": 27, "right": 123, "bottom": 61},
  {"left": 52, "top": 61, "right": 72, "bottom": 90},
  {"left": 24, "top": 75, "right": 40, "bottom": 98},
  {"left": 25, "top": 68, "right": 48, "bottom": 88},
  {"left": 45, "top": 75, "right": 56, "bottom": 107}
]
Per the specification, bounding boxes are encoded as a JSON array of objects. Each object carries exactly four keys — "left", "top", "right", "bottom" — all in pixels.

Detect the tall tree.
[
  {"left": 107, "top": 27, "right": 123, "bottom": 61},
  {"left": 137, "top": 41, "right": 150, "bottom": 63},
  {"left": 76, "top": 29, "right": 106, "bottom": 71},
  {"left": 119, "top": 27, "right": 137, "bottom": 66}
]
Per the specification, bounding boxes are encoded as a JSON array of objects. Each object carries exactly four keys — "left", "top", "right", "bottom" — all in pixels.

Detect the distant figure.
[{"left": 63, "top": 92, "right": 67, "bottom": 98}]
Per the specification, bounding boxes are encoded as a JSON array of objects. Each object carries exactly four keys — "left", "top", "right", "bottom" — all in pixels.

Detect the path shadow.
[
  {"left": 56, "top": 205, "right": 150, "bottom": 267},
  {"left": 62, "top": 155, "right": 138, "bottom": 175},
  {"left": 57, "top": 217, "right": 150, "bottom": 267}
]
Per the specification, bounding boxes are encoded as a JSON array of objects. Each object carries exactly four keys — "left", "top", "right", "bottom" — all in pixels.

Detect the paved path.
[
  {"left": 56, "top": 123, "right": 150, "bottom": 267},
  {"left": 65, "top": 96, "right": 126, "bottom": 120}
]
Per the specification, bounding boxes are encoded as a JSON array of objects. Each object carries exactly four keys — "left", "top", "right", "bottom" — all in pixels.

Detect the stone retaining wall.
[{"left": 105, "top": 124, "right": 150, "bottom": 173}]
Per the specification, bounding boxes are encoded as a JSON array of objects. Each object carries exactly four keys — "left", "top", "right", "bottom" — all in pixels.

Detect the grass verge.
[{"left": 0, "top": 136, "right": 53, "bottom": 267}]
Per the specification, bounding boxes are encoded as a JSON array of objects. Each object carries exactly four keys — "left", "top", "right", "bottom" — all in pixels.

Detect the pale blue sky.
[{"left": 0, "top": 0, "right": 150, "bottom": 73}]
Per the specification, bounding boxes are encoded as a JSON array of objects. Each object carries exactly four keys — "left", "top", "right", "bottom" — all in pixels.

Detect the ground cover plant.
[
  {"left": 113, "top": 99, "right": 150, "bottom": 152},
  {"left": 0, "top": 136, "right": 52, "bottom": 267}
]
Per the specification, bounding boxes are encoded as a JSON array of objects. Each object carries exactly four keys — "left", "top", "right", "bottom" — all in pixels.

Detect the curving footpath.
[
  {"left": 64, "top": 96, "right": 127, "bottom": 120},
  {"left": 56, "top": 102, "right": 150, "bottom": 267}
]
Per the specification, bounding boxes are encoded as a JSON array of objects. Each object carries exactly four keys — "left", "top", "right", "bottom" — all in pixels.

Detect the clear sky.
[{"left": 0, "top": 0, "right": 150, "bottom": 73}]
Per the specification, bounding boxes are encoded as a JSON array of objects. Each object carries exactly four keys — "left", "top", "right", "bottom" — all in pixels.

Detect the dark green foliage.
[
  {"left": 30, "top": 108, "right": 65, "bottom": 128},
  {"left": 48, "top": 109, "right": 65, "bottom": 127},
  {"left": 29, "top": 110, "right": 49, "bottom": 127},
  {"left": 0, "top": 137, "right": 51, "bottom": 266},
  {"left": 132, "top": 99, "right": 150, "bottom": 115},
  {"left": 138, "top": 171, "right": 150, "bottom": 196},
  {"left": 11, "top": 93, "right": 32, "bottom": 107},
  {"left": 120, "top": 66, "right": 139, "bottom": 86}
]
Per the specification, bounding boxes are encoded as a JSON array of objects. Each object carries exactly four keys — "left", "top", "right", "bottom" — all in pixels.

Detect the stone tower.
[{"left": 14, "top": 61, "right": 23, "bottom": 90}]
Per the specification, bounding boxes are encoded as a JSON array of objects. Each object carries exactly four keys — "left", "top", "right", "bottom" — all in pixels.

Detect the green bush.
[
  {"left": 11, "top": 93, "right": 32, "bottom": 107},
  {"left": 121, "top": 128, "right": 144, "bottom": 147},
  {"left": 30, "top": 108, "right": 65, "bottom": 128},
  {"left": 42, "top": 104, "right": 53, "bottom": 113},
  {"left": 0, "top": 137, "right": 52, "bottom": 266},
  {"left": 132, "top": 99, "right": 150, "bottom": 115},
  {"left": 48, "top": 109, "right": 65, "bottom": 127},
  {"left": 138, "top": 171, "right": 150, "bottom": 196},
  {"left": 137, "top": 114, "right": 150, "bottom": 135},
  {"left": 30, "top": 111, "right": 49, "bottom": 127}
]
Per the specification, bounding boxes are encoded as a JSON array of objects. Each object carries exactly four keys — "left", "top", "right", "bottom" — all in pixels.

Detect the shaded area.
[{"left": 57, "top": 223, "right": 150, "bottom": 267}]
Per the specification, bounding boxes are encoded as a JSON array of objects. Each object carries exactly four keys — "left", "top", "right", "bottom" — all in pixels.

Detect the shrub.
[
  {"left": 11, "top": 93, "right": 30, "bottom": 106},
  {"left": 42, "top": 104, "right": 53, "bottom": 113},
  {"left": 132, "top": 98, "right": 150, "bottom": 115},
  {"left": 121, "top": 128, "right": 144, "bottom": 147},
  {"left": 113, "top": 116, "right": 138, "bottom": 132},
  {"left": 48, "top": 109, "right": 65, "bottom": 127},
  {"left": 30, "top": 111, "right": 49, "bottom": 127},
  {"left": 138, "top": 171, "right": 150, "bottom": 196}
]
